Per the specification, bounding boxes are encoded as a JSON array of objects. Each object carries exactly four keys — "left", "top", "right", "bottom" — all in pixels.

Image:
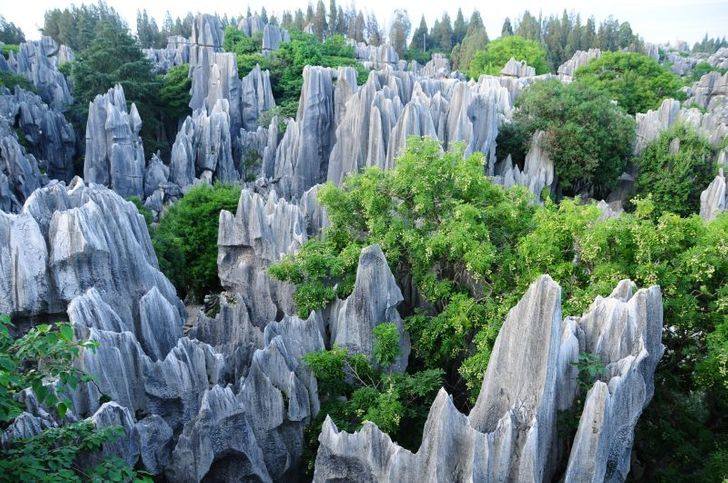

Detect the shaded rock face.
[
  {"left": 84, "top": 84, "right": 145, "bottom": 198},
  {"left": 9, "top": 37, "right": 73, "bottom": 110},
  {"left": 270, "top": 66, "right": 345, "bottom": 199},
  {"left": 353, "top": 42, "right": 402, "bottom": 70},
  {"left": 494, "top": 130, "right": 554, "bottom": 198},
  {"left": 237, "top": 14, "right": 291, "bottom": 52},
  {"left": 314, "top": 275, "right": 664, "bottom": 482},
  {"left": 0, "top": 86, "right": 76, "bottom": 182},
  {"left": 0, "top": 117, "right": 44, "bottom": 213},
  {"left": 686, "top": 71, "right": 728, "bottom": 114},
  {"left": 557, "top": 48, "right": 601, "bottom": 78},
  {"left": 143, "top": 36, "right": 190, "bottom": 74},
  {"left": 708, "top": 47, "right": 728, "bottom": 70},
  {"left": 218, "top": 188, "right": 307, "bottom": 326},
  {"left": 241, "top": 65, "right": 276, "bottom": 131},
  {"left": 700, "top": 169, "right": 727, "bottom": 221},
  {"left": 328, "top": 244, "right": 410, "bottom": 372}
]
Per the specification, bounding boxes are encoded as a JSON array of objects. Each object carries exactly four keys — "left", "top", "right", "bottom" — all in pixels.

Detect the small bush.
[
  {"left": 152, "top": 183, "right": 241, "bottom": 301},
  {"left": 468, "top": 35, "right": 549, "bottom": 78},
  {"left": 634, "top": 125, "right": 716, "bottom": 216}
]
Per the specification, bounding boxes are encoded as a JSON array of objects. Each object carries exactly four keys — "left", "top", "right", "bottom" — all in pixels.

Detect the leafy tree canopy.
[
  {"left": 634, "top": 125, "right": 717, "bottom": 217},
  {"left": 574, "top": 51, "right": 683, "bottom": 115},
  {"left": 468, "top": 35, "right": 549, "bottom": 78},
  {"left": 152, "top": 183, "right": 241, "bottom": 301},
  {"left": 506, "top": 79, "right": 635, "bottom": 198}
]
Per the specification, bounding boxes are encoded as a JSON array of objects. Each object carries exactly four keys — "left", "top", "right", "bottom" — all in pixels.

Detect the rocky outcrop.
[
  {"left": 501, "top": 57, "right": 536, "bottom": 78},
  {"left": 328, "top": 244, "right": 410, "bottom": 372},
  {"left": 325, "top": 67, "right": 515, "bottom": 187},
  {"left": 700, "top": 169, "right": 726, "bottom": 221},
  {"left": 0, "top": 179, "right": 181, "bottom": 321},
  {"left": 271, "top": 66, "right": 343, "bottom": 198},
  {"left": 686, "top": 71, "right": 728, "bottom": 113},
  {"left": 10, "top": 37, "right": 73, "bottom": 110},
  {"left": 314, "top": 275, "right": 664, "bottom": 482},
  {"left": 635, "top": 97, "right": 728, "bottom": 153},
  {"left": 84, "top": 84, "right": 145, "bottom": 198},
  {"left": 143, "top": 36, "right": 190, "bottom": 73},
  {"left": 557, "top": 48, "right": 601, "bottom": 78},
  {"left": 218, "top": 188, "right": 307, "bottom": 326},
  {"left": 241, "top": 65, "right": 276, "bottom": 131},
  {"left": 494, "top": 130, "right": 554, "bottom": 198},
  {"left": 0, "top": 86, "right": 76, "bottom": 182},
  {"left": 420, "top": 54, "right": 451, "bottom": 79},
  {"left": 666, "top": 51, "right": 697, "bottom": 76},
  {"left": 708, "top": 47, "right": 728, "bottom": 70},
  {"left": 0, "top": 117, "right": 44, "bottom": 212},
  {"left": 353, "top": 42, "right": 401, "bottom": 70}
]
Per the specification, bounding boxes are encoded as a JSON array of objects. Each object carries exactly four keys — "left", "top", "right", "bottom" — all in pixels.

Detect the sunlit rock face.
[{"left": 314, "top": 275, "right": 664, "bottom": 483}]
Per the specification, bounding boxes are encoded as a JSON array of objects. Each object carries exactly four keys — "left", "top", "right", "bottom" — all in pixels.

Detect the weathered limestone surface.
[
  {"left": 314, "top": 275, "right": 664, "bottom": 482},
  {"left": 708, "top": 47, "right": 728, "bottom": 69},
  {"left": 0, "top": 179, "right": 182, "bottom": 321},
  {"left": 700, "top": 169, "right": 727, "bottom": 221},
  {"left": 0, "top": 86, "right": 76, "bottom": 182},
  {"left": 84, "top": 85, "right": 145, "bottom": 198},
  {"left": 328, "top": 244, "right": 410, "bottom": 372},
  {"left": 501, "top": 57, "right": 536, "bottom": 78},
  {"left": 494, "top": 130, "right": 554, "bottom": 198},
  {"left": 143, "top": 36, "right": 190, "bottom": 73},
  {"left": 217, "top": 188, "right": 307, "bottom": 326},
  {"left": 557, "top": 48, "right": 601, "bottom": 78},
  {"left": 10, "top": 37, "right": 73, "bottom": 110},
  {"left": 241, "top": 65, "right": 276, "bottom": 130},
  {"left": 0, "top": 117, "right": 44, "bottom": 212}
]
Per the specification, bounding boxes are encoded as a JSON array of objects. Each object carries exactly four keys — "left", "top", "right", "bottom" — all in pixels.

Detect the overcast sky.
[{"left": 2, "top": 0, "right": 727, "bottom": 45}]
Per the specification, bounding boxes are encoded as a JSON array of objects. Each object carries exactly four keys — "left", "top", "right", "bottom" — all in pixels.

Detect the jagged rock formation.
[
  {"left": 708, "top": 47, "right": 728, "bottom": 69},
  {"left": 493, "top": 130, "right": 554, "bottom": 198},
  {"left": 237, "top": 14, "right": 291, "bottom": 53},
  {"left": 314, "top": 275, "right": 664, "bottom": 482},
  {"left": 218, "top": 188, "right": 307, "bottom": 326},
  {"left": 0, "top": 117, "right": 44, "bottom": 212},
  {"left": 271, "top": 66, "right": 347, "bottom": 198},
  {"left": 324, "top": 67, "right": 517, "bottom": 188},
  {"left": 666, "top": 51, "right": 697, "bottom": 76},
  {"left": 557, "top": 48, "right": 601, "bottom": 78},
  {"left": 83, "top": 84, "right": 145, "bottom": 198},
  {"left": 419, "top": 54, "right": 451, "bottom": 79},
  {"left": 143, "top": 36, "right": 190, "bottom": 73},
  {"left": 0, "top": 86, "right": 76, "bottom": 182},
  {"left": 686, "top": 71, "right": 728, "bottom": 113},
  {"left": 635, "top": 97, "right": 728, "bottom": 153},
  {"left": 352, "top": 42, "right": 406, "bottom": 70},
  {"left": 0, "top": 179, "right": 181, "bottom": 320},
  {"left": 8, "top": 37, "right": 73, "bottom": 110},
  {"left": 241, "top": 65, "right": 276, "bottom": 130},
  {"left": 700, "top": 169, "right": 727, "bottom": 221},
  {"left": 328, "top": 244, "right": 410, "bottom": 372},
  {"left": 501, "top": 57, "right": 536, "bottom": 78}
]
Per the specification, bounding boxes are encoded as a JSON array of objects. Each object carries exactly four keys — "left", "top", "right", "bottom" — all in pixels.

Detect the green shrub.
[
  {"left": 0, "top": 314, "right": 144, "bottom": 481},
  {"left": 0, "top": 43, "right": 19, "bottom": 58},
  {"left": 372, "top": 323, "right": 401, "bottom": 369},
  {"left": 634, "top": 125, "right": 716, "bottom": 216},
  {"left": 152, "top": 183, "right": 241, "bottom": 301},
  {"left": 0, "top": 70, "right": 35, "bottom": 92},
  {"left": 468, "top": 35, "right": 549, "bottom": 78},
  {"left": 508, "top": 79, "right": 636, "bottom": 198},
  {"left": 574, "top": 51, "right": 683, "bottom": 115},
  {"left": 159, "top": 64, "right": 191, "bottom": 122}
]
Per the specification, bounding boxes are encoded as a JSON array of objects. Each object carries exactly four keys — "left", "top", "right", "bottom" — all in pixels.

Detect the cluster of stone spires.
[{"left": 0, "top": 10, "right": 726, "bottom": 481}]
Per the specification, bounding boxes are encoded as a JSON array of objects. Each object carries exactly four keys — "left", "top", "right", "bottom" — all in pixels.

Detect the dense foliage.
[
  {"left": 574, "top": 51, "right": 683, "bottom": 115},
  {"left": 159, "top": 64, "right": 192, "bottom": 122},
  {"left": 0, "top": 71, "right": 35, "bottom": 93},
  {"left": 301, "top": 326, "right": 443, "bottom": 475},
  {"left": 42, "top": 2, "right": 127, "bottom": 52},
  {"left": 152, "top": 184, "right": 241, "bottom": 301},
  {"left": 0, "top": 15, "right": 24, "bottom": 44},
  {"left": 0, "top": 314, "right": 141, "bottom": 481},
  {"left": 634, "top": 125, "right": 717, "bottom": 217},
  {"left": 506, "top": 79, "right": 636, "bottom": 198},
  {"left": 468, "top": 35, "right": 549, "bottom": 78},
  {"left": 272, "top": 138, "right": 727, "bottom": 479}
]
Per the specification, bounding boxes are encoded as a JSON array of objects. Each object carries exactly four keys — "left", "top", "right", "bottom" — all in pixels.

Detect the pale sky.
[{"left": 1, "top": 0, "right": 727, "bottom": 46}]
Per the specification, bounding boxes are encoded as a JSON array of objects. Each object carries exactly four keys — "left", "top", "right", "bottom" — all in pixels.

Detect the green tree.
[
  {"left": 452, "top": 9, "right": 467, "bottom": 45},
  {"left": 0, "top": 15, "right": 25, "bottom": 44},
  {"left": 389, "top": 10, "right": 411, "bottom": 57},
  {"left": 501, "top": 18, "right": 514, "bottom": 37},
  {"left": 409, "top": 15, "right": 429, "bottom": 52},
  {"left": 499, "top": 79, "right": 636, "bottom": 198},
  {"left": 634, "top": 125, "right": 716, "bottom": 217},
  {"left": 0, "top": 314, "right": 143, "bottom": 481},
  {"left": 152, "top": 183, "right": 241, "bottom": 301},
  {"left": 574, "top": 51, "right": 683, "bottom": 115},
  {"left": 159, "top": 64, "right": 191, "bottom": 122},
  {"left": 468, "top": 35, "right": 549, "bottom": 78},
  {"left": 67, "top": 21, "right": 163, "bottom": 155},
  {"left": 451, "top": 10, "right": 488, "bottom": 72},
  {"left": 42, "top": 3, "right": 127, "bottom": 52}
]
